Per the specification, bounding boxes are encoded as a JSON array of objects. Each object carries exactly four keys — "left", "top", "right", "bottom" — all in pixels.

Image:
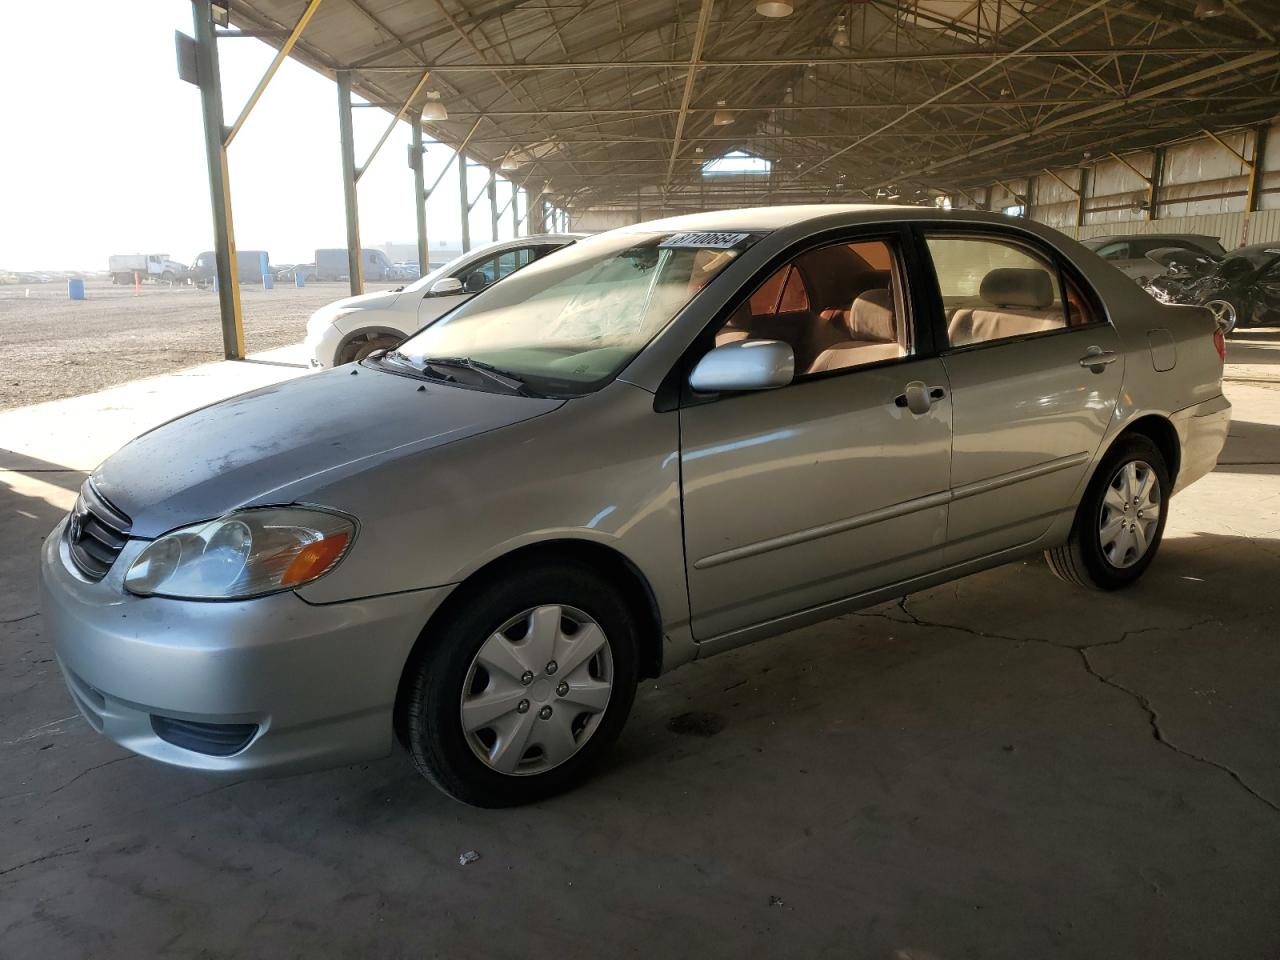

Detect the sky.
[{"left": 0, "top": 1, "right": 526, "bottom": 270}]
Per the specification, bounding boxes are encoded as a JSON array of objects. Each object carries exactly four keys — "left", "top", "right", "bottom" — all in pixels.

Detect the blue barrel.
[
  {"left": 260, "top": 252, "right": 273, "bottom": 290},
  {"left": 67, "top": 278, "right": 85, "bottom": 300},
  {"left": 294, "top": 270, "right": 306, "bottom": 288}
]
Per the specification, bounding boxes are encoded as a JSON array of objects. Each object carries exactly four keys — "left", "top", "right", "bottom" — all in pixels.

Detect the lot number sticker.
[{"left": 659, "top": 232, "right": 750, "bottom": 249}]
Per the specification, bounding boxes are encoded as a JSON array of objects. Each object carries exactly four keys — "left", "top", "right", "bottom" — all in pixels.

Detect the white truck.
[{"left": 108, "top": 254, "right": 189, "bottom": 285}]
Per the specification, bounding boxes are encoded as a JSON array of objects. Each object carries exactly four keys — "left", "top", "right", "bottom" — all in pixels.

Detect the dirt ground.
[{"left": 0, "top": 278, "right": 397, "bottom": 411}]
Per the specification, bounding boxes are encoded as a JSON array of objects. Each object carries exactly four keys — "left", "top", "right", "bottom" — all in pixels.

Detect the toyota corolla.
[{"left": 41, "top": 206, "right": 1230, "bottom": 806}]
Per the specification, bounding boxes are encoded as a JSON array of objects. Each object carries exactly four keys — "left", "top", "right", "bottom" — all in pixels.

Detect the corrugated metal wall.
[{"left": 959, "top": 125, "right": 1279, "bottom": 249}]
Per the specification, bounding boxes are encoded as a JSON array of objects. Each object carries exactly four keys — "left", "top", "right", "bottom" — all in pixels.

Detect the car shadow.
[{"left": 1216, "top": 419, "right": 1280, "bottom": 474}]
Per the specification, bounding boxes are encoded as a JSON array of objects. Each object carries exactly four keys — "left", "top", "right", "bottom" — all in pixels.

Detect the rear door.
[{"left": 916, "top": 228, "right": 1124, "bottom": 564}]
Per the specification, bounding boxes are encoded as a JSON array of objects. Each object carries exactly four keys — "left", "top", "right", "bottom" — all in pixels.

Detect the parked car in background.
[
  {"left": 1145, "top": 243, "right": 1280, "bottom": 333},
  {"left": 392, "top": 260, "right": 421, "bottom": 281},
  {"left": 190, "top": 250, "right": 272, "bottom": 287},
  {"left": 43, "top": 206, "right": 1229, "bottom": 806},
  {"left": 108, "top": 253, "right": 189, "bottom": 285},
  {"left": 1081, "top": 233, "right": 1225, "bottom": 283},
  {"left": 305, "top": 234, "right": 582, "bottom": 366},
  {"left": 302, "top": 248, "right": 398, "bottom": 283}
]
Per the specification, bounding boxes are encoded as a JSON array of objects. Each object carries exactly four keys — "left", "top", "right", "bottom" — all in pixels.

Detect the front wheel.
[
  {"left": 399, "top": 562, "right": 639, "bottom": 806},
  {"left": 1046, "top": 434, "right": 1170, "bottom": 590},
  {"left": 1203, "top": 298, "right": 1238, "bottom": 334},
  {"left": 338, "top": 332, "right": 400, "bottom": 364}
]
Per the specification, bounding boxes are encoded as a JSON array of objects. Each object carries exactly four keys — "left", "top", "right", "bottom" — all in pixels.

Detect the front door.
[
  {"left": 917, "top": 230, "right": 1125, "bottom": 564},
  {"left": 680, "top": 233, "right": 953, "bottom": 642}
]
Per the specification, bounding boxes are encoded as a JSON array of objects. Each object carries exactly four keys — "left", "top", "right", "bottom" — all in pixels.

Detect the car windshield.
[
  {"left": 403, "top": 254, "right": 468, "bottom": 293},
  {"left": 394, "top": 230, "right": 756, "bottom": 395}
]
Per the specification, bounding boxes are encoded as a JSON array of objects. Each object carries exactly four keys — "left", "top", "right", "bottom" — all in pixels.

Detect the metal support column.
[
  {"left": 337, "top": 71, "right": 363, "bottom": 295},
  {"left": 411, "top": 112, "right": 429, "bottom": 273},
  {"left": 193, "top": 0, "right": 244, "bottom": 360},
  {"left": 511, "top": 182, "right": 519, "bottom": 237},
  {"left": 488, "top": 167, "right": 499, "bottom": 242},
  {"left": 1076, "top": 167, "right": 1089, "bottom": 228},
  {"left": 1247, "top": 123, "right": 1268, "bottom": 212},
  {"left": 458, "top": 155, "right": 472, "bottom": 253},
  {"left": 1148, "top": 148, "right": 1164, "bottom": 221}
]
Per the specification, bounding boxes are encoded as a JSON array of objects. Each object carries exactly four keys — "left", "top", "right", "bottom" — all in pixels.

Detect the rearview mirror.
[
  {"left": 689, "top": 339, "right": 794, "bottom": 393},
  {"left": 430, "top": 277, "right": 464, "bottom": 296}
]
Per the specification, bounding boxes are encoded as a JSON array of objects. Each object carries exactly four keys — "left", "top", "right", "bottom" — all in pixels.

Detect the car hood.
[
  {"left": 328, "top": 289, "right": 403, "bottom": 312},
  {"left": 93, "top": 366, "right": 563, "bottom": 537}
]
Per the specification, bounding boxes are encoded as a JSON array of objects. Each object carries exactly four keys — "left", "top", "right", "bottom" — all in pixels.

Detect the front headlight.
[{"left": 125, "top": 507, "right": 355, "bottom": 600}]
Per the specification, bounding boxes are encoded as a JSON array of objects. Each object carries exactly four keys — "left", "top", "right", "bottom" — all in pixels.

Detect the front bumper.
[
  {"left": 304, "top": 317, "right": 344, "bottom": 368},
  {"left": 40, "top": 518, "right": 451, "bottom": 775}
]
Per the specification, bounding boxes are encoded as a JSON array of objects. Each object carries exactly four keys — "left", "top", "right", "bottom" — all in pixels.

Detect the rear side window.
[
  {"left": 1094, "top": 241, "right": 1130, "bottom": 260},
  {"left": 925, "top": 235, "right": 1069, "bottom": 348}
]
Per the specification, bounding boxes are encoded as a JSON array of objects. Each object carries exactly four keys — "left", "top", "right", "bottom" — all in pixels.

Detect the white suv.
[{"left": 305, "top": 234, "right": 582, "bottom": 367}]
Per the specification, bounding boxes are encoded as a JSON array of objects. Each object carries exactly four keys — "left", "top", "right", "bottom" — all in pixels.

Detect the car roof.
[
  {"left": 460, "top": 233, "right": 585, "bottom": 256},
  {"left": 1082, "top": 233, "right": 1217, "bottom": 243}
]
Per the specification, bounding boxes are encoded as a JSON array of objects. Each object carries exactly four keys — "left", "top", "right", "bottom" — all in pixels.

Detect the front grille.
[
  {"left": 150, "top": 715, "right": 259, "bottom": 757},
  {"left": 65, "top": 479, "right": 131, "bottom": 581}
]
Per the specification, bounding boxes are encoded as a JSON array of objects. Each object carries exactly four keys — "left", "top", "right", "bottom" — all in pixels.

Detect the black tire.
[
  {"left": 400, "top": 561, "right": 639, "bottom": 807},
  {"left": 1045, "top": 434, "right": 1171, "bottom": 590},
  {"left": 339, "top": 333, "right": 400, "bottom": 365}
]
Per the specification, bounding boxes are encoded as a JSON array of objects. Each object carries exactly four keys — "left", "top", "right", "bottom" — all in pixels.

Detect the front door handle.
[
  {"left": 894, "top": 380, "right": 933, "bottom": 415},
  {"left": 1079, "top": 346, "right": 1118, "bottom": 372}
]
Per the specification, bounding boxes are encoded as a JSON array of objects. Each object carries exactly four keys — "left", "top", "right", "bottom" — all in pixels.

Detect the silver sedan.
[{"left": 41, "top": 206, "right": 1230, "bottom": 806}]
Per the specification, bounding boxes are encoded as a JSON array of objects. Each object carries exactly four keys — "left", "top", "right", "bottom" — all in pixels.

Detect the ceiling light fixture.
[
  {"left": 713, "top": 99, "right": 734, "bottom": 126},
  {"left": 422, "top": 91, "right": 448, "bottom": 122},
  {"left": 1193, "top": 0, "right": 1225, "bottom": 17},
  {"left": 832, "top": 16, "right": 849, "bottom": 49},
  {"left": 756, "top": 0, "right": 794, "bottom": 17},
  {"left": 500, "top": 154, "right": 519, "bottom": 171}
]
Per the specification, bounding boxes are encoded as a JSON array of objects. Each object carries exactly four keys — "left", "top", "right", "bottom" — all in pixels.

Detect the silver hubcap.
[
  {"left": 1099, "top": 460, "right": 1161, "bottom": 569},
  {"left": 1205, "top": 299, "right": 1236, "bottom": 332},
  {"left": 460, "top": 604, "right": 613, "bottom": 776}
]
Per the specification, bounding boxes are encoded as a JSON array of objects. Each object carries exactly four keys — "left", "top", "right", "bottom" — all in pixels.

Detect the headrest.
[
  {"left": 980, "top": 268, "right": 1054, "bottom": 309},
  {"left": 846, "top": 289, "right": 896, "bottom": 342}
]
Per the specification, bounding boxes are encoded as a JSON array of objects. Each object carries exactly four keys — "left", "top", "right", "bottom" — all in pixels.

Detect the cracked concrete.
[{"left": 2, "top": 346, "right": 1279, "bottom": 959}]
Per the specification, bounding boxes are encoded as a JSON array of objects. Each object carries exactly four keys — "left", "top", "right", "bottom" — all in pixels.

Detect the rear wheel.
[
  {"left": 1045, "top": 434, "right": 1170, "bottom": 590},
  {"left": 400, "top": 562, "right": 639, "bottom": 807},
  {"left": 1204, "top": 298, "right": 1238, "bottom": 334}
]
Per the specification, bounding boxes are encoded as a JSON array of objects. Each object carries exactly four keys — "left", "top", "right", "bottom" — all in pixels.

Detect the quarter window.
[
  {"left": 712, "top": 238, "right": 911, "bottom": 377},
  {"left": 925, "top": 235, "right": 1070, "bottom": 348}
]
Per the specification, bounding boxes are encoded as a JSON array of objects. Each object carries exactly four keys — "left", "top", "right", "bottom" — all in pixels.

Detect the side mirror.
[
  {"left": 430, "top": 277, "right": 464, "bottom": 296},
  {"left": 689, "top": 339, "right": 794, "bottom": 394},
  {"left": 463, "top": 271, "right": 489, "bottom": 294}
]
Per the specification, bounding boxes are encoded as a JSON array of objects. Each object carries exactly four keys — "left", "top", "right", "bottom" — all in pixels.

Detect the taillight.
[{"left": 1213, "top": 328, "right": 1226, "bottom": 363}]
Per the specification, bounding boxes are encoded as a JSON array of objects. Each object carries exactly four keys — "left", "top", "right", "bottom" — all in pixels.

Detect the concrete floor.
[{"left": 2, "top": 335, "right": 1279, "bottom": 959}]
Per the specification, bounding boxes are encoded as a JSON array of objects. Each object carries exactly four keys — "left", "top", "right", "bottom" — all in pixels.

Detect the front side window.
[
  {"left": 396, "top": 231, "right": 754, "bottom": 394},
  {"left": 712, "top": 238, "right": 911, "bottom": 377},
  {"left": 925, "top": 235, "right": 1071, "bottom": 348}
]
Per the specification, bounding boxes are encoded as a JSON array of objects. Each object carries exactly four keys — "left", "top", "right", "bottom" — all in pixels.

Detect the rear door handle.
[{"left": 1079, "top": 347, "right": 1117, "bottom": 372}]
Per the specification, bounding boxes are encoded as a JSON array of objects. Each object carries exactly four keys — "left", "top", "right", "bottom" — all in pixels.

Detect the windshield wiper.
[{"left": 421, "top": 356, "right": 541, "bottom": 396}]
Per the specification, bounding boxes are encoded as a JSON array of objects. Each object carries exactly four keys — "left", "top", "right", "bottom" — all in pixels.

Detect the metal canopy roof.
[{"left": 227, "top": 0, "right": 1280, "bottom": 212}]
